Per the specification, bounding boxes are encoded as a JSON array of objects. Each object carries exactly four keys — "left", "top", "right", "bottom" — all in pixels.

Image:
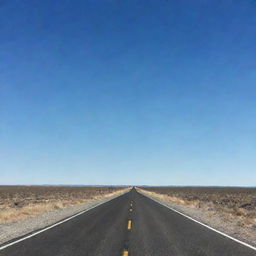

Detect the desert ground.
[
  {"left": 139, "top": 186, "right": 256, "bottom": 246},
  {"left": 0, "top": 185, "right": 126, "bottom": 223}
]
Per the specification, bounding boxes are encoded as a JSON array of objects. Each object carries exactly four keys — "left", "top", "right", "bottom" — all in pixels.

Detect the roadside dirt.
[
  {"left": 138, "top": 187, "right": 256, "bottom": 247},
  {"left": 0, "top": 186, "right": 127, "bottom": 223},
  {"left": 0, "top": 186, "right": 129, "bottom": 245}
]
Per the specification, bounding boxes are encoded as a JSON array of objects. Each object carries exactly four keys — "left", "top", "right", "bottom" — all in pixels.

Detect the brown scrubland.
[
  {"left": 139, "top": 186, "right": 256, "bottom": 225},
  {"left": 0, "top": 186, "right": 126, "bottom": 223},
  {"left": 138, "top": 186, "right": 256, "bottom": 246}
]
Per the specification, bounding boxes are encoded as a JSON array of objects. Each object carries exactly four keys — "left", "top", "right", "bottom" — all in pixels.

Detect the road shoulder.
[
  {"left": 0, "top": 189, "right": 129, "bottom": 246},
  {"left": 137, "top": 188, "right": 256, "bottom": 249}
]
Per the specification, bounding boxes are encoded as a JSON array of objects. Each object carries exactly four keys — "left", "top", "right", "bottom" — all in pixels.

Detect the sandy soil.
[
  {"left": 0, "top": 186, "right": 126, "bottom": 223},
  {"left": 138, "top": 188, "right": 256, "bottom": 248},
  {"left": 0, "top": 188, "right": 129, "bottom": 245}
]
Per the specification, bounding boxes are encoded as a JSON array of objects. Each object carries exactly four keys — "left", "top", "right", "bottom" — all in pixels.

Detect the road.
[{"left": 0, "top": 188, "right": 255, "bottom": 256}]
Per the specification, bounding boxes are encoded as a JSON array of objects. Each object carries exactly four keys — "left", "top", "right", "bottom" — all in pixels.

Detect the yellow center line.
[
  {"left": 127, "top": 220, "right": 132, "bottom": 230},
  {"left": 122, "top": 250, "right": 129, "bottom": 256}
]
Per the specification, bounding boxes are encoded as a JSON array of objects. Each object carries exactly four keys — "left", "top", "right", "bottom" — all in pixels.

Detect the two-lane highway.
[{"left": 0, "top": 188, "right": 255, "bottom": 256}]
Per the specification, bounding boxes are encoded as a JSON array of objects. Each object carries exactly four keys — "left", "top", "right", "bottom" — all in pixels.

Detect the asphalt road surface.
[{"left": 0, "top": 188, "right": 255, "bottom": 256}]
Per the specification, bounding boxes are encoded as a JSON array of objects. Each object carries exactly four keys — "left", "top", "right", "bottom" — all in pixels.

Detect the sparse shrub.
[
  {"left": 0, "top": 186, "right": 126, "bottom": 223},
  {"left": 140, "top": 186, "right": 256, "bottom": 220}
]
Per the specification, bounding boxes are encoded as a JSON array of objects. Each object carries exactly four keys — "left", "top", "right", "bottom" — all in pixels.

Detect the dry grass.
[
  {"left": 138, "top": 187, "right": 256, "bottom": 227},
  {"left": 0, "top": 186, "right": 128, "bottom": 223}
]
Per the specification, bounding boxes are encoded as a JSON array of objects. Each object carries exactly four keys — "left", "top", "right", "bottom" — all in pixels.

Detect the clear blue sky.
[{"left": 1, "top": 0, "right": 256, "bottom": 186}]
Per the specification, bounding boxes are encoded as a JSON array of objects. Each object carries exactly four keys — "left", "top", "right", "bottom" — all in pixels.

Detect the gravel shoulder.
[
  {"left": 138, "top": 189, "right": 256, "bottom": 248},
  {"left": 0, "top": 189, "right": 129, "bottom": 246}
]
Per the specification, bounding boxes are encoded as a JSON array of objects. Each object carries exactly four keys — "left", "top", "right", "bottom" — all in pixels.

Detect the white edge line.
[
  {"left": 139, "top": 191, "right": 256, "bottom": 252},
  {"left": 0, "top": 191, "right": 129, "bottom": 251}
]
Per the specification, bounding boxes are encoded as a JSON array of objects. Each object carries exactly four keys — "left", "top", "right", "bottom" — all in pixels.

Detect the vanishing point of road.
[{"left": 0, "top": 188, "right": 255, "bottom": 256}]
